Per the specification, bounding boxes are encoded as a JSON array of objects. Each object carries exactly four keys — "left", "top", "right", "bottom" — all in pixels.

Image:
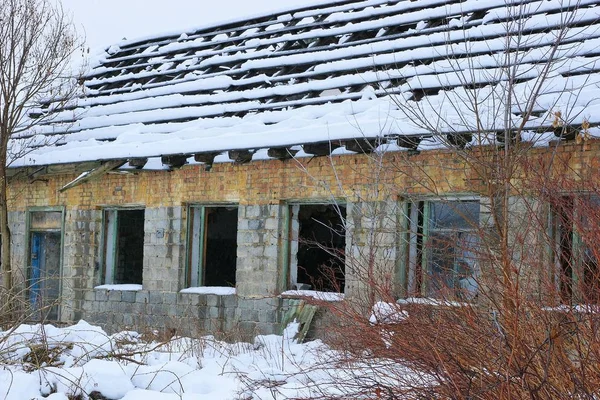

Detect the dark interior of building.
[
  {"left": 204, "top": 207, "right": 238, "bottom": 286},
  {"left": 115, "top": 209, "right": 145, "bottom": 284},
  {"left": 297, "top": 204, "right": 346, "bottom": 292}
]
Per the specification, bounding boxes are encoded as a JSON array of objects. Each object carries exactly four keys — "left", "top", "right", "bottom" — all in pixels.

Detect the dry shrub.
[{"left": 319, "top": 296, "right": 600, "bottom": 399}]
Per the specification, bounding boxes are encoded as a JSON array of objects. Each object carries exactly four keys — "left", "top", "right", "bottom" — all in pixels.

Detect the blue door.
[
  {"left": 29, "top": 232, "right": 61, "bottom": 320},
  {"left": 29, "top": 233, "right": 42, "bottom": 312}
]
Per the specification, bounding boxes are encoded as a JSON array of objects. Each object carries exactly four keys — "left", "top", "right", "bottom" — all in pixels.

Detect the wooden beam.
[
  {"left": 161, "top": 155, "right": 188, "bottom": 169},
  {"left": 343, "top": 138, "right": 379, "bottom": 154},
  {"left": 194, "top": 152, "right": 221, "bottom": 164},
  {"left": 128, "top": 158, "right": 148, "bottom": 169},
  {"left": 228, "top": 149, "right": 254, "bottom": 164},
  {"left": 553, "top": 126, "right": 578, "bottom": 141},
  {"left": 303, "top": 142, "right": 340, "bottom": 156},
  {"left": 447, "top": 133, "right": 472, "bottom": 149},
  {"left": 397, "top": 136, "right": 422, "bottom": 150},
  {"left": 267, "top": 147, "right": 298, "bottom": 160},
  {"left": 59, "top": 160, "right": 126, "bottom": 192}
]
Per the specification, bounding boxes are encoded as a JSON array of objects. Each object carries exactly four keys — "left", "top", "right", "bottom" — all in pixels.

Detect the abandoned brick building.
[{"left": 6, "top": 0, "right": 600, "bottom": 335}]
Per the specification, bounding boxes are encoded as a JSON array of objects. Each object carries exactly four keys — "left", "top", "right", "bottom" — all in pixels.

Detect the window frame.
[
  {"left": 101, "top": 207, "right": 145, "bottom": 285},
  {"left": 549, "top": 193, "right": 600, "bottom": 303},
  {"left": 185, "top": 203, "right": 239, "bottom": 288},
  {"left": 401, "top": 197, "right": 481, "bottom": 298}
]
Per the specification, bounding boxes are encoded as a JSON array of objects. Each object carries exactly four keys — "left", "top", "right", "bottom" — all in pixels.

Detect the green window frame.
[{"left": 402, "top": 199, "right": 480, "bottom": 299}]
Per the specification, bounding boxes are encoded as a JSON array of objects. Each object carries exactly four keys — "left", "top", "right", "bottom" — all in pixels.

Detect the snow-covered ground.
[{"left": 0, "top": 319, "right": 413, "bottom": 399}]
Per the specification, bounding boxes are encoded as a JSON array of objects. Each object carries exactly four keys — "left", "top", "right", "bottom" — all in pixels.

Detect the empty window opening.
[
  {"left": 289, "top": 204, "right": 346, "bottom": 293},
  {"left": 188, "top": 206, "right": 238, "bottom": 287},
  {"left": 405, "top": 200, "right": 480, "bottom": 299},
  {"left": 104, "top": 209, "right": 145, "bottom": 285},
  {"left": 551, "top": 197, "right": 574, "bottom": 302},
  {"left": 551, "top": 195, "right": 600, "bottom": 304}
]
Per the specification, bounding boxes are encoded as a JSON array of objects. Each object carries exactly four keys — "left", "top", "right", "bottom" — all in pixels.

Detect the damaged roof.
[{"left": 13, "top": 0, "right": 600, "bottom": 168}]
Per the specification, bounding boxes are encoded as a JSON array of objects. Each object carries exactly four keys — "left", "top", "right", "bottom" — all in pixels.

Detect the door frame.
[{"left": 25, "top": 206, "right": 65, "bottom": 321}]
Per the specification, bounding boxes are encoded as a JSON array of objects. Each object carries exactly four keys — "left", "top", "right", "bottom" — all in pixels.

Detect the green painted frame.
[{"left": 401, "top": 196, "right": 481, "bottom": 297}]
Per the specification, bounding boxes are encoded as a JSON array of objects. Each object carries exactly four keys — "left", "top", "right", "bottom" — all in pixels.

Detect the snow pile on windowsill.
[
  {"left": 369, "top": 301, "right": 409, "bottom": 325},
  {"left": 0, "top": 320, "right": 417, "bottom": 399},
  {"left": 280, "top": 290, "right": 344, "bottom": 301},
  {"left": 543, "top": 304, "right": 600, "bottom": 313},
  {"left": 179, "top": 286, "right": 236, "bottom": 295},
  {"left": 397, "top": 297, "right": 468, "bottom": 307},
  {"left": 94, "top": 284, "right": 143, "bottom": 291}
]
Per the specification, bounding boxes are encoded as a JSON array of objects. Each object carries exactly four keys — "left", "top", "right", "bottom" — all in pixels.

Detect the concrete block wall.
[
  {"left": 80, "top": 291, "right": 290, "bottom": 338},
  {"left": 142, "top": 206, "right": 184, "bottom": 292},
  {"left": 236, "top": 204, "right": 284, "bottom": 297},
  {"left": 345, "top": 201, "right": 399, "bottom": 300},
  {"left": 62, "top": 209, "right": 101, "bottom": 321}
]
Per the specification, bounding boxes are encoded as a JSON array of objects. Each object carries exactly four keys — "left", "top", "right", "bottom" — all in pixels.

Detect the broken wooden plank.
[
  {"left": 279, "top": 299, "right": 319, "bottom": 343},
  {"left": 59, "top": 160, "right": 126, "bottom": 192},
  {"left": 267, "top": 147, "right": 298, "bottom": 160},
  {"left": 45, "top": 161, "right": 103, "bottom": 176}
]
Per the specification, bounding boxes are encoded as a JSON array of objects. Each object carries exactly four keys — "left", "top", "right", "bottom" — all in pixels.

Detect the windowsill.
[
  {"left": 94, "top": 284, "right": 143, "bottom": 292},
  {"left": 280, "top": 290, "right": 344, "bottom": 302},
  {"left": 180, "top": 287, "right": 236, "bottom": 296}
]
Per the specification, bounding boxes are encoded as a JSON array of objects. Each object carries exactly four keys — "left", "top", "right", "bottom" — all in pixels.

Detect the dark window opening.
[
  {"left": 552, "top": 195, "right": 600, "bottom": 304},
  {"left": 205, "top": 207, "right": 238, "bottom": 286},
  {"left": 188, "top": 206, "right": 238, "bottom": 287},
  {"left": 552, "top": 198, "right": 574, "bottom": 302},
  {"left": 292, "top": 204, "right": 346, "bottom": 293},
  {"left": 104, "top": 209, "right": 145, "bottom": 285}
]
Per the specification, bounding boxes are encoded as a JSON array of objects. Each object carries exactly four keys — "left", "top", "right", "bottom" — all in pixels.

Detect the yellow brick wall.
[{"left": 7, "top": 141, "right": 598, "bottom": 210}]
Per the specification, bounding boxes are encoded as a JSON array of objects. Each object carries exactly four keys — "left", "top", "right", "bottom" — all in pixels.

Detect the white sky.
[{"left": 61, "top": 0, "right": 313, "bottom": 52}]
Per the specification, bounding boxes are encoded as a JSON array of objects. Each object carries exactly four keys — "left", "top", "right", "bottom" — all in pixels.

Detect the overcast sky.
[{"left": 61, "top": 0, "right": 312, "bottom": 51}]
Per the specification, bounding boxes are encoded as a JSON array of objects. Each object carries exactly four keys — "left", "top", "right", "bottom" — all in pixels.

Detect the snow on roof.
[{"left": 13, "top": 0, "right": 600, "bottom": 168}]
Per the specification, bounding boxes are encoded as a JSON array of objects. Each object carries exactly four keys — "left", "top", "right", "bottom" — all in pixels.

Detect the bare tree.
[{"left": 0, "top": 0, "right": 80, "bottom": 296}]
